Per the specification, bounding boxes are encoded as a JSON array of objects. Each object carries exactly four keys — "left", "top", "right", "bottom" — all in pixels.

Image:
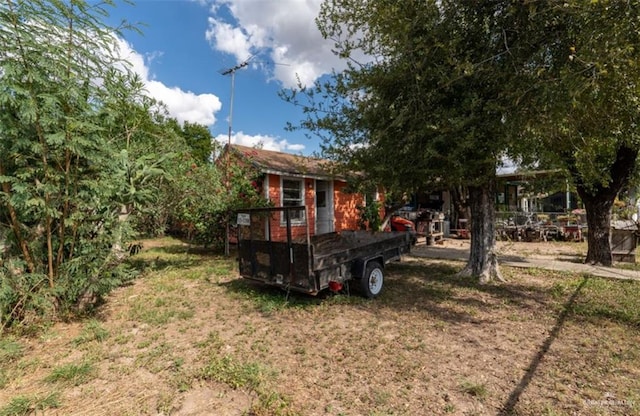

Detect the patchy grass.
[
  {"left": 44, "top": 362, "right": 94, "bottom": 386},
  {"left": 570, "top": 278, "right": 640, "bottom": 327},
  {"left": 198, "top": 355, "right": 271, "bottom": 390},
  {"left": 0, "top": 337, "right": 24, "bottom": 363},
  {"left": 0, "top": 392, "right": 60, "bottom": 416},
  {"left": 460, "top": 380, "right": 489, "bottom": 400},
  {"left": 72, "top": 319, "right": 109, "bottom": 346},
  {"left": 0, "top": 237, "right": 638, "bottom": 415}
]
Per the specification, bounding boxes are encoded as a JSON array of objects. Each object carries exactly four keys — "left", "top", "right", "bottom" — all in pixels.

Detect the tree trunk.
[
  {"left": 567, "top": 145, "right": 639, "bottom": 267},
  {"left": 450, "top": 184, "right": 469, "bottom": 229},
  {"left": 0, "top": 164, "right": 36, "bottom": 273},
  {"left": 578, "top": 190, "right": 614, "bottom": 266},
  {"left": 458, "top": 178, "right": 505, "bottom": 284}
]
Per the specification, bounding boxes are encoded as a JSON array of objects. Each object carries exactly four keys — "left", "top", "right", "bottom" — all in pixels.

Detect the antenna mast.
[
  {"left": 220, "top": 58, "right": 250, "bottom": 149},
  {"left": 219, "top": 56, "right": 252, "bottom": 256}
]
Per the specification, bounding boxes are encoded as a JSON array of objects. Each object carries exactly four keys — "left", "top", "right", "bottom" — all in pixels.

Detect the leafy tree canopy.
[{"left": 285, "top": 0, "right": 640, "bottom": 269}]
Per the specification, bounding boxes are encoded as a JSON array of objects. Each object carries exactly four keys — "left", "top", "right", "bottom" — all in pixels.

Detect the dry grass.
[{"left": 0, "top": 237, "right": 639, "bottom": 416}]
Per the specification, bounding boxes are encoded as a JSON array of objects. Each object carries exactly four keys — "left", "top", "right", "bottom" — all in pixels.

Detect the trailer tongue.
[{"left": 236, "top": 206, "right": 412, "bottom": 297}]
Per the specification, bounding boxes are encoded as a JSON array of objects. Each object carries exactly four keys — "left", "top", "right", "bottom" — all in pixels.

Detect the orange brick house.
[{"left": 223, "top": 144, "right": 383, "bottom": 240}]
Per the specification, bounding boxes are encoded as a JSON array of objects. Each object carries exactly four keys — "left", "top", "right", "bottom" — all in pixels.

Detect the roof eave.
[{"left": 261, "top": 168, "right": 347, "bottom": 182}]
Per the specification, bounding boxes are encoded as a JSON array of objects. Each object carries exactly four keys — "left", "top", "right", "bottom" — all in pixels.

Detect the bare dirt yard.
[
  {"left": 1, "top": 237, "right": 639, "bottom": 416},
  {"left": 436, "top": 238, "right": 588, "bottom": 260}
]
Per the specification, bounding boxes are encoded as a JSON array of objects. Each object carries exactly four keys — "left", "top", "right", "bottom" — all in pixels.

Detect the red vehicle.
[{"left": 389, "top": 215, "right": 417, "bottom": 244}]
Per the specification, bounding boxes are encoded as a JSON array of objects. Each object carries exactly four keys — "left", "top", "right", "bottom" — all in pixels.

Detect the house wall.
[
  {"left": 377, "top": 187, "right": 387, "bottom": 220},
  {"left": 333, "top": 181, "right": 364, "bottom": 231},
  {"left": 265, "top": 174, "right": 371, "bottom": 239},
  {"left": 266, "top": 174, "right": 316, "bottom": 241}
]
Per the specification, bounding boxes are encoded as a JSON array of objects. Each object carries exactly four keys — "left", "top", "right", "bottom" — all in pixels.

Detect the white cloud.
[
  {"left": 114, "top": 38, "right": 222, "bottom": 126},
  {"left": 205, "top": 0, "right": 349, "bottom": 88},
  {"left": 205, "top": 19, "right": 253, "bottom": 59},
  {"left": 215, "top": 131, "right": 305, "bottom": 153}
]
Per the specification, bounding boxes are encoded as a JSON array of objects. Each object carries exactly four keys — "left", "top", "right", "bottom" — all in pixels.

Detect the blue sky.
[{"left": 105, "top": 0, "right": 346, "bottom": 156}]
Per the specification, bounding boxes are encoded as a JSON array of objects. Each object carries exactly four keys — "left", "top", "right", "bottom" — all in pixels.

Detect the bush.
[{"left": 357, "top": 200, "right": 382, "bottom": 231}]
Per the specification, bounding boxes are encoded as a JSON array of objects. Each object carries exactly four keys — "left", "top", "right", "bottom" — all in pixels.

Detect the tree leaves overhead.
[
  {"left": 289, "top": 1, "right": 525, "bottom": 199},
  {"left": 513, "top": 1, "right": 640, "bottom": 189},
  {"left": 285, "top": 0, "right": 640, "bottom": 272},
  {"left": 508, "top": 1, "right": 640, "bottom": 265}
]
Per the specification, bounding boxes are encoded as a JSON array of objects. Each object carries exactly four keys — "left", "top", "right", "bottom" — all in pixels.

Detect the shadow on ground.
[
  {"left": 126, "top": 243, "right": 230, "bottom": 273},
  {"left": 219, "top": 259, "right": 561, "bottom": 326}
]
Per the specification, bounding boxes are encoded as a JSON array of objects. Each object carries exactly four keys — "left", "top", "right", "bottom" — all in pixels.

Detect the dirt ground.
[
  {"left": 1, "top": 238, "right": 638, "bottom": 416},
  {"left": 437, "top": 238, "right": 588, "bottom": 259}
]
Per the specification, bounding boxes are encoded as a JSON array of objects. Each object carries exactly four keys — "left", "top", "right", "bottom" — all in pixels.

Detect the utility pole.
[{"left": 220, "top": 57, "right": 251, "bottom": 256}]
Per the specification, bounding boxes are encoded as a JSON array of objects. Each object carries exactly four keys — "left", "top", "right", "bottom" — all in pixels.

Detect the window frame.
[{"left": 280, "top": 177, "right": 305, "bottom": 224}]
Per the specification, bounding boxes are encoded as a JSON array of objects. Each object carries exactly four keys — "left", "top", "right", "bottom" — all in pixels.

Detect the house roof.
[
  {"left": 227, "top": 144, "right": 347, "bottom": 180},
  {"left": 496, "top": 169, "right": 563, "bottom": 182}
]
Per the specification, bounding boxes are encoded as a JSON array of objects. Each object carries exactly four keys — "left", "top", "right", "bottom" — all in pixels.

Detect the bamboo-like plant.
[{"left": 0, "top": 0, "right": 146, "bottom": 327}]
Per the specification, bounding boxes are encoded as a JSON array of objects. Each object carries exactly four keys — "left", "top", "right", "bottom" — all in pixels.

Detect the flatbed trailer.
[{"left": 235, "top": 206, "right": 412, "bottom": 298}]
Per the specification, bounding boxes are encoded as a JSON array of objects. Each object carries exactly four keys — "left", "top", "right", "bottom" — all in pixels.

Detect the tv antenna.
[
  {"left": 219, "top": 56, "right": 289, "bottom": 143},
  {"left": 219, "top": 55, "right": 254, "bottom": 149},
  {"left": 219, "top": 55, "right": 253, "bottom": 256}
]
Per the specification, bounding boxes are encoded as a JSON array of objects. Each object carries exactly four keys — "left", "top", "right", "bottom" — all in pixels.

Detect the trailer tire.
[{"left": 361, "top": 261, "right": 383, "bottom": 298}]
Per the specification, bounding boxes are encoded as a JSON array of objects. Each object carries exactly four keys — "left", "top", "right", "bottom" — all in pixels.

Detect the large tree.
[
  {"left": 287, "top": 0, "right": 530, "bottom": 282},
  {"left": 289, "top": 0, "right": 640, "bottom": 275},
  {"left": 511, "top": 2, "right": 640, "bottom": 266},
  {"left": 180, "top": 121, "right": 218, "bottom": 165}
]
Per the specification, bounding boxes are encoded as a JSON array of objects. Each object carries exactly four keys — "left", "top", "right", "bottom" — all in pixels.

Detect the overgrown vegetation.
[
  {"left": 0, "top": 0, "right": 142, "bottom": 329},
  {"left": 0, "top": 0, "right": 264, "bottom": 329},
  {"left": 357, "top": 199, "right": 382, "bottom": 231}
]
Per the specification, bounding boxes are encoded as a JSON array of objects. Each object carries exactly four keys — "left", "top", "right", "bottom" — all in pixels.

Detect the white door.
[{"left": 315, "top": 180, "right": 334, "bottom": 234}]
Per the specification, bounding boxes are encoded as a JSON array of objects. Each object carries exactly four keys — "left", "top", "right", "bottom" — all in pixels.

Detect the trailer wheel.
[{"left": 361, "top": 261, "right": 383, "bottom": 298}]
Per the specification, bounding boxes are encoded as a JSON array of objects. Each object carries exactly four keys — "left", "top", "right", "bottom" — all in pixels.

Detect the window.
[
  {"left": 316, "top": 190, "right": 326, "bottom": 208},
  {"left": 282, "top": 178, "right": 305, "bottom": 222},
  {"left": 365, "top": 187, "right": 379, "bottom": 206}
]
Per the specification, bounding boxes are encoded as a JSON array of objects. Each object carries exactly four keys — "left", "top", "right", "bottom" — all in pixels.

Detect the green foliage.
[
  {"left": 285, "top": 0, "right": 520, "bottom": 279},
  {"left": 510, "top": 1, "right": 640, "bottom": 264},
  {"left": 288, "top": 0, "right": 513, "bottom": 192},
  {"left": 44, "top": 362, "right": 94, "bottom": 386},
  {"left": 162, "top": 157, "right": 225, "bottom": 245},
  {"left": 72, "top": 320, "right": 109, "bottom": 346},
  {"left": 99, "top": 71, "right": 184, "bottom": 238},
  {"left": 179, "top": 121, "right": 219, "bottom": 165},
  {"left": 513, "top": 2, "right": 640, "bottom": 195},
  {"left": 0, "top": 0, "right": 150, "bottom": 327},
  {"left": 0, "top": 392, "right": 60, "bottom": 416},
  {"left": 357, "top": 200, "right": 382, "bottom": 231},
  {"left": 0, "top": 270, "right": 52, "bottom": 330},
  {"left": 123, "top": 115, "right": 267, "bottom": 248},
  {"left": 160, "top": 152, "right": 271, "bottom": 248},
  {"left": 288, "top": 0, "right": 640, "bottom": 267}
]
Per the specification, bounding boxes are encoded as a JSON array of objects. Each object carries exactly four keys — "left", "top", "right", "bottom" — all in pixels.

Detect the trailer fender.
[{"left": 351, "top": 256, "right": 384, "bottom": 280}]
